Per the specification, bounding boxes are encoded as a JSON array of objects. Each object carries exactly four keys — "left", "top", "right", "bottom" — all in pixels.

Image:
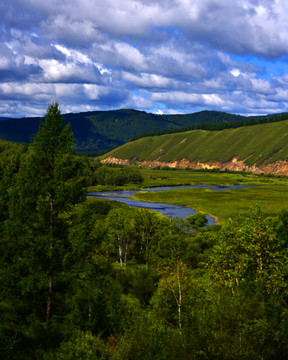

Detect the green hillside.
[
  {"left": 106, "top": 119, "right": 288, "bottom": 167},
  {"left": 0, "top": 109, "right": 275, "bottom": 153}
]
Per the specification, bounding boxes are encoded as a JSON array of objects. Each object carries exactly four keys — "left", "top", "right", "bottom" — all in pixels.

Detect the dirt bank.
[{"left": 102, "top": 155, "right": 288, "bottom": 176}]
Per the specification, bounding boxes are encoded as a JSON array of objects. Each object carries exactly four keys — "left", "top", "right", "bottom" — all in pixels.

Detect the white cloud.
[
  {"left": 231, "top": 68, "right": 240, "bottom": 77},
  {"left": 2, "top": 0, "right": 288, "bottom": 117},
  {"left": 83, "top": 84, "right": 108, "bottom": 100},
  {"left": 122, "top": 72, "right": 176, "bottom": 88},
  {"left": 151, "top": 91, "right": 202, "bottom": 104},
  {"left": 202, "top": 94, "right": 224, "bottom": 106}
]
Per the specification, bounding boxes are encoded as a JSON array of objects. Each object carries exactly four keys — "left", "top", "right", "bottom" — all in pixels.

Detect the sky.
[{"left": 2, "top": 0, "right": 288, "bottom": 118}]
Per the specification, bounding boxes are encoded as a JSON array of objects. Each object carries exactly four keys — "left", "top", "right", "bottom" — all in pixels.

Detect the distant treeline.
[
  {"left": 130, "top": 113, "right": 288, "bottom": 141},
  {"left": 76, "top": 148, "right": 115, "bottom": 157}
]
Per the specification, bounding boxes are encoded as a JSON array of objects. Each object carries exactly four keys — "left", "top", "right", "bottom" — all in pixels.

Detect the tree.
[
  {"left": 186, "top": 212, "right": 208, "bottom": 230},
  {"left": 106, "top": 207, "right": 135, "bottom": 267},
  {"left": 0, "top": 141, "right": 25, "bottom": 222},
  {"left": 209, "top": 206, "right": 287, "bottom": 295},
  {"left": 134, "top": 208, "right": 158, "bottom": 266},
  {"left": 1, "top": 103, "right": 86, "bottom": 355},
  {"left": 43, "top": 330, "right": 109, "bottom": 360},
  {"left": 207, "top": 206, "right": 288, "bottom": 358},
  {"left": 156, "top": 255, "right": 185, "bottom": 331}
]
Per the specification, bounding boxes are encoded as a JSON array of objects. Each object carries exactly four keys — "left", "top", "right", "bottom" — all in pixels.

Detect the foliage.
[
  {"left": 209, "top": 206, "right": 287, "bottom": 295},
  {"left": 43, "top": 330, "right": 109, "bottom": 360},
  {"left": 186, "top": 212, "right": 208, "bottom": 229},
  {"left": 83, "top": 159, "right": 143, "bottom": 186},
  {"left": 0, "top": 103, "right": 87, "bottom": 357},
  {"left": 94, "top": 165, "right": 143, "bottom": 186},
  {"left": 106, "top": 207, "right": 136, "bottom": 267},
  {"left": 130, "top": 112, "right": 288, "bottom": 140},
  {"left": 1, "top": 110, "right": 288, "bottom": 359},
  {"left": 0, "top": 139, "right": 25, "bottom": 221}
]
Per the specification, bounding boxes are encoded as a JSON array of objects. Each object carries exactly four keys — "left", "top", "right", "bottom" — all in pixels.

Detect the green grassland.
[
  {"left": 107, "top": 120, "right": 288, "bottom": 166},
  {"left": 89, "top": 167, "right": 288, "bottom": 222},
  {"left": 133, "top": 184, "right": 288, "bottom": 222},
  {"left": 131, "top": 168, "right": 288, "bottom": 221},
  {"left": 138, "top": 167, "right": 286, "bottom": 186}
]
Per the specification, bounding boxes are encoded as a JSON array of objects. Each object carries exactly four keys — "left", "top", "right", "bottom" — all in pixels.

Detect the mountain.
[
  {"left": 0, "top": 108, "right": 284, "bottom": 153},
  {"left": 0, "top": 109, "right": 260, "bottom": 153},
  {"left": 102, "top": 119, "right": 288, "bottom": 176}
]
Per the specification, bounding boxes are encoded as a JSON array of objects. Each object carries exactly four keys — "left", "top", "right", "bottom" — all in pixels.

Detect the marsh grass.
[
  {"left": 134, "top": 168, "right": 288, "bottom": 221},
  {"left": 88, "top": 167, "right": 288, "bottom": 222},
  {"left": 133, "top": 185, "right": 288, "bottom": 221},
  {"left": 139, "top": 168, "right": 288, "bottom": 187}
]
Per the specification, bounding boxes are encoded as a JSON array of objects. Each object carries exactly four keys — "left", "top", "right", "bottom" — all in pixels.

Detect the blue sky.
[{"left": 1, "top": 0, "right": 288, "bottom": 117}]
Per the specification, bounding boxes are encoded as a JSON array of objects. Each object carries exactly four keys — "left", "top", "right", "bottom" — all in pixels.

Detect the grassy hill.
[
  {"left": 104, "top": 119, "right": 288, "bottom": 168},
  {"left": 0, "top": 109, "right": 274, "bottom": 153}
]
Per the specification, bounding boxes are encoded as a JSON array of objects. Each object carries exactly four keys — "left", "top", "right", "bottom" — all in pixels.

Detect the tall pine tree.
[{"left": 1, "top": 103, "right": 86, "bottom": 356}]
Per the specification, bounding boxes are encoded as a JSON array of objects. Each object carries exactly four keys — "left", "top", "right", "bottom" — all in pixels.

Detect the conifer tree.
[{"left": 2, "top": 103, "right": 86, "bottom": 339}]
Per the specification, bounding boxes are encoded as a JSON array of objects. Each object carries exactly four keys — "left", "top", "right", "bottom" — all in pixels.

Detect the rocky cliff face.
[{"left": 102, "top": 155, "right": 288, "bottom": 176}]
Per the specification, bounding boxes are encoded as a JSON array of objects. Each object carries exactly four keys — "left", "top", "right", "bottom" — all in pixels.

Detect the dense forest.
[{"left": 1, "top": 104, "right": 288, "bottom": 359}]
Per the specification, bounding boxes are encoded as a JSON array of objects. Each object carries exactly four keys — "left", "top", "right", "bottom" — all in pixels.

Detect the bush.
[
  {"left": 94, "top": 166, "right": 143, "bottom": 186},
  {"left": 44, "top": 331, "right": 109, "bottom": 360},
  {"left": 186, "top": 213, "right": 208, "bottom": 229}
]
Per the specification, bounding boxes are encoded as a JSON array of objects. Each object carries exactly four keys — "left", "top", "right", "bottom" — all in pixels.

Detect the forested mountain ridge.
[
  {"left": 102, "top": 119, "right": 288, "bottom": 175},
  {"left": 0, "top": 108, "right": 285, "bottom": 154}
]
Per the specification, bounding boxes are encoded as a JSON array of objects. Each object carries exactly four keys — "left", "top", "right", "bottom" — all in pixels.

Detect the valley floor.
[{"left": 124, "top": 168, "right": 288, "bottom": 221}]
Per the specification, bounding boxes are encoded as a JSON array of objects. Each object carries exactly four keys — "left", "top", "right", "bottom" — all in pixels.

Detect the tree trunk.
[
  {"left": 124, "top": 242, "right": 128, "bottom": 267},
  {"left": 89, "top": 290, "right": 92, "bottom": 322},
  {"left": 46, "top": 195, "right": 54, "bottom": 324},
  {"left": 176, "top": 257, "right": 182, "bottom": 333},
  {"left": 118, "top": 236, "right": 123, "bottom": 268},
  {"left": 46, "top": 273, "right": 52, "bottom": 323}
]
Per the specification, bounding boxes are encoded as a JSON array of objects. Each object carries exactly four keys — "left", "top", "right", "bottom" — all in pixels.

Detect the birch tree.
[
  {"left": 134, "top": 208, "right": 158, "bottom": 266},
  {"left": 207, "top": 206, "right": 288, "bottom": 357},
  {"left": 209, "top": 206, "right": 287, "bottom": 295},
  {"left": 152, "top": 256, "right": 199, "bottom": 335},
  {"left": 106, "top": 207, "right": 135, "bottom": 267}
]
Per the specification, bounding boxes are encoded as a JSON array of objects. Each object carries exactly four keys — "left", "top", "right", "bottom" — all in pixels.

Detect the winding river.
[{"left": 88, "top": 184, "right": 248, "bottom": 226}]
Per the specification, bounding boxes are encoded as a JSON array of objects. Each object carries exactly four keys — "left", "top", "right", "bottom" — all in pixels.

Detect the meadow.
[{"left": 129, "top": 168, "right": 288, "bottom": 222}]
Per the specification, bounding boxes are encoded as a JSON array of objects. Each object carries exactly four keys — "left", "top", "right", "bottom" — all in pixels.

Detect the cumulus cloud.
[
  {"left": 122, "top": 72, "right": 178, "bottom": 89},
  {"left": 0, "top": 43, "right": 42, "bottom": 82},
  {"left": 1, "top": 0, "right": 288, "bottom": 117}
]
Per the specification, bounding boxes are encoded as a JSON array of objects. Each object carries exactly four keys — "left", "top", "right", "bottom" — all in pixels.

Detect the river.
[{"left": 88, "top": 184, "right": 247, "bottom": 226}]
